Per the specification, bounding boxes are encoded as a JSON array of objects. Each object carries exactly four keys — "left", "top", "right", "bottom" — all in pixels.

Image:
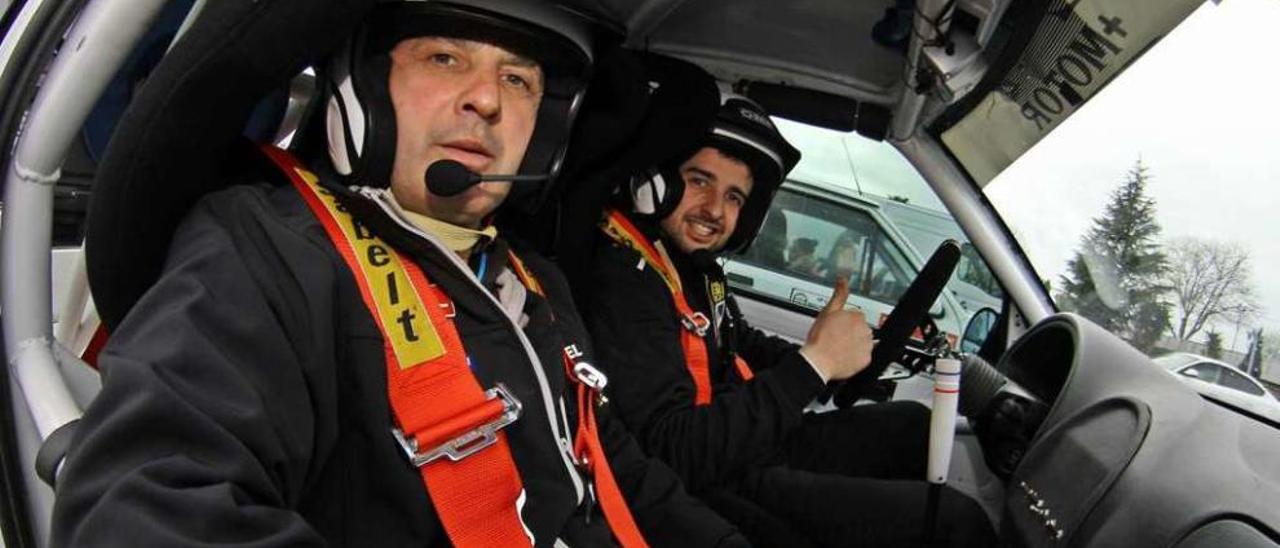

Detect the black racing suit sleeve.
[
  {"left": 729, "top": 296, "right": 808, "bottom": 375},
  {"left": 582, "top": 243, "right": 827, "bottom": 492},
  {"left": 51, "top": 191, "right": 330, "bottom": 546},
  {"left": 520, "top": 249, "right": 749, "bottom": 547}
]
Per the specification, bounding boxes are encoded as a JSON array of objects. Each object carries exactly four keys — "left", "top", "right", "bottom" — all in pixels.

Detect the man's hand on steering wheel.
[
  {"left": 799, "top": 277, "right": 874, "bottom": 382},
  {"left": 832, "top": 241, "right": 963, "bottom": 407}
]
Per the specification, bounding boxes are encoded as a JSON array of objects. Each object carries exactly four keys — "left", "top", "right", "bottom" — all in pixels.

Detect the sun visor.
[
  {"left": 931, "top": 0, "right": 1202, "bottom": 185},
  {"left": 86, "top": 0, "right": 374, "bottom": 330}
]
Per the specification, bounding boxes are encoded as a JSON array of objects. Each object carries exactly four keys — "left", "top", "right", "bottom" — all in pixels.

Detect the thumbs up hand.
[{"left": 799, "top": 278, "right": 874, "bottom": 382}]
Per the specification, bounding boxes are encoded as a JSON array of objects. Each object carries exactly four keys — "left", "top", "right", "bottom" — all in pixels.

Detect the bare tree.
[{"left": 1164, "top": 238, "right": 1258, "bottom": 341}]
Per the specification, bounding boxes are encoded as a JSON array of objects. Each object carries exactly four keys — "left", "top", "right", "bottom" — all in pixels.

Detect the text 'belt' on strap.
[
  {"left": 600, "top": 209, "right": 754, "bottom": 405},
  {"left": 263, "top": 145, "right": 531, "bottom": 548}
]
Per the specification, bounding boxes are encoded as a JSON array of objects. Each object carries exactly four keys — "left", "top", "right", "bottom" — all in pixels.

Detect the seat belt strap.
[
  {"left": 734, "top": 355, "right": 755, "bottom": 381},
  {"left": 262, "top": 146, "right": 532, "bottom": 548},
  {"left": 508, "top": 255, "right": 649, "bottom": 548},
  {"left": 600, "top": 210, "right": 757, "bottom": 404}
]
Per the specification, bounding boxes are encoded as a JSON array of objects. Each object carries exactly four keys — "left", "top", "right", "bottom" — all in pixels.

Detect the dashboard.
[{"left": 996, "top": 314, "right": 1280, "bottom": 547}]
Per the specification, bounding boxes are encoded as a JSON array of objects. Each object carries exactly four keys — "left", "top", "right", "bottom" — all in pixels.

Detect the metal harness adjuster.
[
  {"left": 391, "top": 383, "right": 522, "bottom": 467},
  {"left": 681, "top": 312, "right": 712, "bottom": 337}
]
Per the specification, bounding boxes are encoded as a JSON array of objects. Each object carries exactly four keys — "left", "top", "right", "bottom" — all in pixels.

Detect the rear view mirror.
[
  {"left": 961, "top": 307, "right": 998, "bottom": 354},
  {"left": 1181, "top": 368, "right": 1201, "bottom": 379}
]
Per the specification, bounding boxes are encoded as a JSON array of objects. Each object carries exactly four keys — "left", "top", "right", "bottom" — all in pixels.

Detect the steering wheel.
[{"left": 832, "top": 240, "right": 963, "bottom": 407}]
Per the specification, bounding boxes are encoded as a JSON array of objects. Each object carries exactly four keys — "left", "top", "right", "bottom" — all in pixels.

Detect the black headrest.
[
  {"left": 86, "top": 0, "right": 374, "bottom": 330},
  {"left": 528, "top": 49, "right": 719, "bottom": 285}
]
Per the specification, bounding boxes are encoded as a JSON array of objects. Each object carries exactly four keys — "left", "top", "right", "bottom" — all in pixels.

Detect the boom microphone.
[{"left": 425, "top": 159, "right": 549, "bottom": 197}]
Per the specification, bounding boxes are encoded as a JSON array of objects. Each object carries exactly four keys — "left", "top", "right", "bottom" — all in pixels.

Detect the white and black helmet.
[
  {"left": 325, "top": 0, "right": 598, "bottom": 208},
  {"left": 630, "top": 83, "right": 801, "bottom": 253}
]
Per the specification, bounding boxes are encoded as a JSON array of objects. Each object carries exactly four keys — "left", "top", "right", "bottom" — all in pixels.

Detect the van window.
[
  {"left": 739, "top": 188, "right": 914, "bottom": 308},
  {"left": 727, "top": 119, "right": 1006, "bottom": 349}
]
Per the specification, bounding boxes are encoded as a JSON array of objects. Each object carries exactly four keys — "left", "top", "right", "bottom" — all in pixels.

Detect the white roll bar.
[{"left": 2, "top": 0, "right": 169, "bottom": 439}]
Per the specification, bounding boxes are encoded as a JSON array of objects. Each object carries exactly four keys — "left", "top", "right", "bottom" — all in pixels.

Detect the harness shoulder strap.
[
  {"left": 261, "top": 145, "right": 532, "bottom": 548},
  {"left": 599, "top": 210, "right": 757, "bottom": 404},
  {"left": 507, "top": 250, "right": 649, "bottom": 548}
]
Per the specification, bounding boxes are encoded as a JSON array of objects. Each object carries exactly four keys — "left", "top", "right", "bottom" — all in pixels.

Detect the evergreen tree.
[
  {"left": 1205, "top": 330, "right": 1224, "bottom": 360},
  {"left": 1057, "top": 160, "right": 1170, "bottom": 352}
]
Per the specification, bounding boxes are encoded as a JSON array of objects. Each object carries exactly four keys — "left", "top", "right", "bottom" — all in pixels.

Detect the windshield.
[
  {"left": 986, "top": 0, "right": 1279, "bottom": 392},
  {"left": 725, "top": 118, "right": 1004, "bottom": 349}
]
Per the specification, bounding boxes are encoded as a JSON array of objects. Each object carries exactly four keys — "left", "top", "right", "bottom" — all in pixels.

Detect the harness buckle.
[
  {"left": 392, "top": 383, "right": 523, "bottom": 467},
  {"left": 573, "top": 362, "right": 610, "bottom": 406},
  {"left": 573, "top": 362, "right": 609, "bottom": 391},
  {"left": 681, "top": 312, "right": 712, "bottom": 337}
]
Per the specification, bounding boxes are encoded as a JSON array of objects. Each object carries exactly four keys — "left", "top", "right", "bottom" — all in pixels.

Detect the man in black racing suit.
[
  {"left": 579, "top": 82, "right": 997, "bottom": 547},
  {"left": 52, "top": 1, "right": 744, "bottom": 546}
]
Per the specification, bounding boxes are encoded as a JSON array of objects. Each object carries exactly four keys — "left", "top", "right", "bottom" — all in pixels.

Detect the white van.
[{"left": 724, "top": 179, "right": 974, "bottom": 348}]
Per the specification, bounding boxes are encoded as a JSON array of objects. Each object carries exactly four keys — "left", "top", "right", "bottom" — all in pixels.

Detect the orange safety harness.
[
  {"left": 600, "top": 209, "right": 753, "bottom": 406},
  {"left": 508, "top": 253, "right": 648, "bottom": 548},
  {"left": 263, "top": 146, "right": 646, "bottom": 547}
]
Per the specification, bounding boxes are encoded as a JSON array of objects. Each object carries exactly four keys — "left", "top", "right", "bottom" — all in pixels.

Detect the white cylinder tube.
[{"left": 927, "top": 357, "right": 962, "bottom": 484}]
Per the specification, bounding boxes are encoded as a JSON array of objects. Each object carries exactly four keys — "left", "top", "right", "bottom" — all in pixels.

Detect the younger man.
[{"left": 581, "top": 85, "right": 995, "bottom": 547}]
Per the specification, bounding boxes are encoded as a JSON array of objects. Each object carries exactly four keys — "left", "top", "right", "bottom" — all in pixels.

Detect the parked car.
[{"left": 1154, "top": 353, "right": 1280, "bottom": 424}]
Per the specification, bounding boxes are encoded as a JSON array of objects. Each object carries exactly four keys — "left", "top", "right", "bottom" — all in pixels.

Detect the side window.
[
  {"left": 736, "top": 188, "right": 917, "bottom": 307},
  {"left": 1217, "top": 368, "right": 1266, "bottom": 397},
  {"left": 1181, "top": 363, "right": 1222, "bottom": 383},
  {"left": 727, "top": 118, "right": 1007, "bottom": 350}
]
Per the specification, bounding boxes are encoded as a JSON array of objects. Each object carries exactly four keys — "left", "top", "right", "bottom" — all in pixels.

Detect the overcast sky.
[{"left": 985, "top": 0, "right": 1280, "bottom": 351}]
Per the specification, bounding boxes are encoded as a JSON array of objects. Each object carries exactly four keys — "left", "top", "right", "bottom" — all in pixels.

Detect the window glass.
[
  {"left": 727, "top": 120, "right": 1005, "bottom": 349},
  {"left": 747, "top": 189, "right": 914, "bottom": 308},
  {"left": 1218, "top": 368, "right": 1266, "bottom": 397},
  {"left": 1181, "top": 363, "right": 1222, "bottom": 384}
]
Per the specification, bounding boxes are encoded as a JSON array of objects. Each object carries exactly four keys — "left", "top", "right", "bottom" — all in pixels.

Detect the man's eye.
[
  {"left": 729, "top": 193, "right": 746, "bottom": 206},
  {"left": 429, "top": 53, "right": 457, "bottom": 66},
  {"left": 502, "top": 73, "right": 530, "bottom": 89}
]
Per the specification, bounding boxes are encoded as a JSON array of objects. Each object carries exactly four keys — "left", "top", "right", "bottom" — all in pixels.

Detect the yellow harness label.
[
  {"left": 710, "top": 281, "right": 725, "bottom": 303},
  {"left": 297, "top": 169, "right": 445, "bottom": 368}
]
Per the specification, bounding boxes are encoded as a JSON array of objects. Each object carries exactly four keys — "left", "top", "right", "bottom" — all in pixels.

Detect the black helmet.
[
  {"left": 325, "top": 0, "right": 598, "bottom": 210},
  {"left": 629, "top": 83, "right": 801, "bottom": 253}
]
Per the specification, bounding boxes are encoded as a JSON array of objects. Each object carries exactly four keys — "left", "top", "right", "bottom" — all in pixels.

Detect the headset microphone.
[{"left": 425, "top": 159, "right": 549, "bottom": 197}]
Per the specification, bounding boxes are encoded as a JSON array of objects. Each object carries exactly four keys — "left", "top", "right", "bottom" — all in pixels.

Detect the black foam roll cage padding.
[{"left": 86, "top": 0, "right": 376, "bottom": 330}]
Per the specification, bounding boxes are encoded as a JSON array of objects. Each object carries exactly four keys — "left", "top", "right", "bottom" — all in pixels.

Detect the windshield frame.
[{"left": 892, "top": 134, "right": 1056, "bottom": 325}]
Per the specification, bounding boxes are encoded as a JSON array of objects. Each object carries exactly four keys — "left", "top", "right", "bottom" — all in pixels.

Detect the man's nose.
[
  {"left": 701, "top": 189, "right": 726, "bottom": 219},
  {"left": 457, "top": 69, "right": 501, "bottom": 122}
]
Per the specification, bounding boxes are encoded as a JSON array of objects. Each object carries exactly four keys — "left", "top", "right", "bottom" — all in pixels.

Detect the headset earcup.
[
  {"left": 628, "top": 166, "right": 684, "bottom": 219},
  {"left": 350, "top": 53, "right": 398, "bottom": 187}
]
